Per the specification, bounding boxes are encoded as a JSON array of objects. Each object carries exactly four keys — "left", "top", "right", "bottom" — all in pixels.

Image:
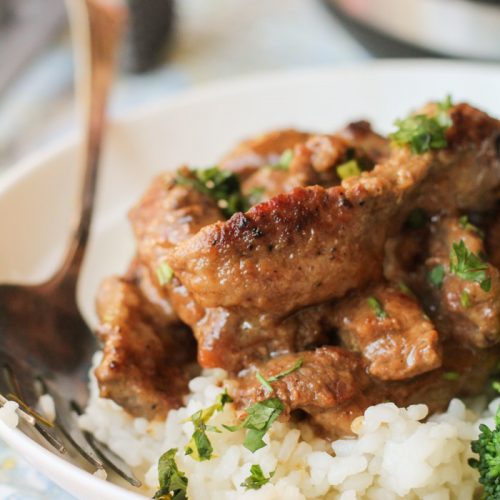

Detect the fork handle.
[{"left": 49, "top": 0, "right": 126, "bottom": 291}]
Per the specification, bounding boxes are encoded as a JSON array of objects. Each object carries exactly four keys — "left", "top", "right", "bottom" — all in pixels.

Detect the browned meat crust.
[
  {"left": 220, "top": 129, "right": 311, "bottom": 175},
  {"left": 129, "top": 172, "right": 223, "bottom": 271},
  {"left": 231, "top": 347, "right": 374, "bottom": 423},
  {"left": 95, "top": 273, "right": 197, "bottom": 419},
  {"left": 420, "top": 216, "right": 500, "bottom": 348},
  {"left": 333, "top": 282, "right": 442, "bottom": 380},
  {"left": 240, "top": 123, "right": 388, "bottom": 204}
]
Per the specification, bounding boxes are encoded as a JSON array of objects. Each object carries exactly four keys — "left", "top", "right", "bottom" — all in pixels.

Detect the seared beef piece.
[
  {"left": 129, "top": 171, "right": 223, "bottom": 275},
  {"left": 127, "top": 170, "right": 221, "bottom": 341},
  {"left": 220, "top": 129, "right": 311, "bottom": 176},
  {"left": 241, "top": 122, "right": 389, "bottom": 203},
  {"left": 95, "top": 275, "right": 198, "bottom": 419},
  {"left": 384, "top": 227, "right": 428, "bottom": 284},
  {"left": 166, "top": 104, "right": 500, "bottom": 315},
  {"left": 338, "top": 120, "right": 390, "bottom": 164},
  {"left": 289, "top": 122, "right": 389, "bottom": 189},
  {"left": 130, "top": 258, "right": 179, "bottom": 323},
  {"left": 193, "top": 300, "right": 340, "bottom": 372},
  {"left": 232, "top": 343, "right": 499, "bottom": 438},
  {"left": 419, "top": 216, "right": 500, "bottom": 348},
  {"left": 231, "top": 347, "right": 378, "bottom": 437},
  {"left": 241, "top": 168, "right": 299, "bottom": 205},
  {"left": 333, "top": 282, "right": 441, "bottom": 380},
  {"left": 167, "top": 184, "right": 389, "bottom": 314}
]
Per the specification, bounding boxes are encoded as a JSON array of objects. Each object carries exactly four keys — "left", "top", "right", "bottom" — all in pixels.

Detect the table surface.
[{"left": 0, "top": 0, "right": 370, "bottom": 497}]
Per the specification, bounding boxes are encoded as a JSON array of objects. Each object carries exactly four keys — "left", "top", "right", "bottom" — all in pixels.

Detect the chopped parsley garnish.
[
  {"left": 460, "top": 290, "right": 471, "bottom": 308},
  {"left": 336, "top": 159, "right": 361, "bottom": 180},
  {"left": 154, "top": 448, "right": 188, "bottom": 500},
  {"left": 458, "top": 215, "right": 484, "bottom": 238},
  {"left": 449, "top": 240, "right": 491, "bottom": 292},
  {"left": 241, "top": 465, "right": 274, "bottom": 490},
  {"left": 398, "top": 281, "right": 415, "bottom": 298},
  {"left": 367, "top": 296, "right": 388, "bottom": 319},
  {"left": 427, "top": 264, "right": 445, "bottom": 288},
  {"left": 389, "top": 96, "right": 453, "bottom": 154},
  {"left": 256, "top": 358, "right": 303, "bottom": 393},
  {"left": 224, "top": 398, "right": 285, "bottom": 453},
  {"left": 268, "top": 358, "right": 303, "bottom": 382},
  {"left": 443, "top": 371, "right": 460, "bottom": 381},
  {"left": 256, "top": 372, "right": 273, "bottom": 393},
  {"left": 248, "top": 186, "right": 265, "bottom": 205},
  {"left": 267, "top": 149, "right": 294, "bottom": 170},
  {"left": 176, "top": 166, "right": 249, "bottom": 217},
  {"left": 184, "top": 390, "right": 232, "bottom": 461},
  {"left": 156, "top": 261, "right": 174, "bottom": 286},
  {"left": 406, "top": 208, "right": 428, "bottom": 229},
  {"left": 492, "top": 381, "right": 500, "bottom": 393}
]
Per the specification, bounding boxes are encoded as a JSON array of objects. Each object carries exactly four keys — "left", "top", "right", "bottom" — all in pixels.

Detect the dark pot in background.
[{"left": 122, "top": 0, "right": 176, "bottom": 73}]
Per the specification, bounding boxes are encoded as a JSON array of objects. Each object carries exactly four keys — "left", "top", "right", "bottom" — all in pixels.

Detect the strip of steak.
[
  {"left": 220, "top": 129, "right": 311, "bottom": 175},
  {"left": 95, "top": 273, "right": 197, "bottom": 419},
  {"left": 333, "top": 282, "right": 442, "bottom": 380},
  {"left": 419, "top": 216, "right": 500, "bottom": 348}
]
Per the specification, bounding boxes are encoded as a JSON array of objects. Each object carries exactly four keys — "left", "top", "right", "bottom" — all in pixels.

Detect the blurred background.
[
  {"left": 1, "top": 0, "right": 499, "bottom": 173},
  {"left": 0, "top": 0, "right": 499, "bottom": 497}
]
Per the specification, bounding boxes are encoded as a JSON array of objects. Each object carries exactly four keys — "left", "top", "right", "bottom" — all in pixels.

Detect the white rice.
[
  {"left": 0, "top": 401, "right": 19, "bottom": 428},
  {"left": 37, "top": 394, "right": 56, "bottom": 424},
  {"left": 79, "top": 353, "right": 497, "bottom": 499}
]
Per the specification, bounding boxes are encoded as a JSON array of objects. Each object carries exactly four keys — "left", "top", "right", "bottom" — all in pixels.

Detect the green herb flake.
[
  {"left": 427, "top": 264, "right": 445, "bottom": 289},
  {"left": 241, "top": 464, "right": 275, "bottom": 491},
  {"left": 268, "top": 358, "right": 303, "bottom": 382},
  {"left": 367, "top": 296, "right": 388, "bottom": 319},
  {"left": 255, "top": 358, "right": 303, "bottom": 393},
  {"left": 248, "top": 186, "right": 265, "bottom": 206},
  {"left": 176, "top": 166, "right": 248, "bottom": 218},
  {"left": 449, "top": 240, "right": 491, "bottom": 292},
  {"left": 460, "top": 290, "right": 471, "bottom": 309},
  {"left": 185, "top": 426, "right": 213, "bottom": 461},
  {"left": 153, "top": 448, "right": 188, "bottom": 500},
  {"left": 256, "top": 372, "right": 273, "bottom": 393},
  {"left": 492, "top": 381, "right": 500, "bottom": 393},
  {"left": 268, "top": 149, "right": 294, "bottom": 170},
  {"left": 336, "top": 159, "right": 361, "bottom": 180},
  {"left": 442, "top": 371, "right": 460, "bottom": 381},
  {"left": 222, "top": 424, "right": 240, "bottom": 432},
  {"left": 156, "top": 261, "right": 174, "bottom": 286},
  {"left": 458, "top": 215, "right": 484, "bottom": 238},
  {"left": 229, "top": 398, "right": 285, "bottom": 453},
  {"left": 398, "top": 281, "right": 415, "bottom": 298},
  {"left": 406, "top": 208, "right": 428, "bottom": 229},
  {"left": 184, "top": 390, "right": 232, "bottom": 461},
  {"left": 389, "top": 96, "right": 453, "bottom": 154}
]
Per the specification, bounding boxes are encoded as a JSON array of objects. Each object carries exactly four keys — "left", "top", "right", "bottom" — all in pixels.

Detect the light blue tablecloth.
[{"left": 0, "top": 1, "right": 368, "bottom": 497}]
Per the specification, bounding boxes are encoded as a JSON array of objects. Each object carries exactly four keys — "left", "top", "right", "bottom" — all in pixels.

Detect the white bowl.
[{"left": 0, "top": 60, "right": 499, "bottom": 499}]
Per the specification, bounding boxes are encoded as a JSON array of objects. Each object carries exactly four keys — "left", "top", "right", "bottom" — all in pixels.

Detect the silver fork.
[{"left": 0, "top": 0, "right": 141, "bottom": 487}]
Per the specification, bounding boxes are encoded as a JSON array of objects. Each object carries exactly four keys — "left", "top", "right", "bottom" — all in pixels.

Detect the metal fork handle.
[{"left": 49, "top": 0, "right": 126, "bottom": 291}]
